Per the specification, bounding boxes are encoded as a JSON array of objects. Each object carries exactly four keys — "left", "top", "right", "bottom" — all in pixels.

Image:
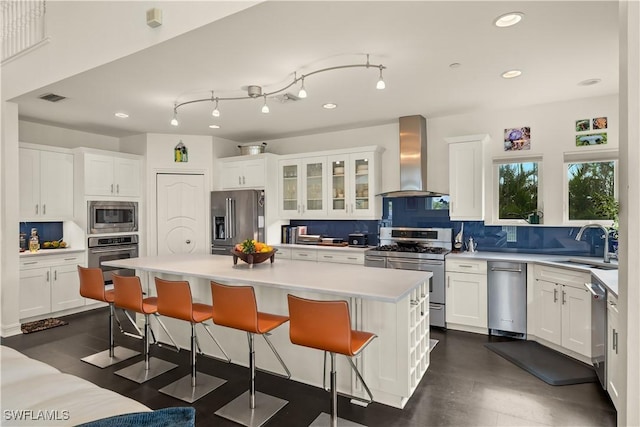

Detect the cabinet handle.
[
  {"left": 323, "top": 255, "right": 333, "bottom": 259},
  {"left": 242, "top": 176, "right": 246, "bottom": 185},
  {"left": 410, "top": 300, "right": 419, "bottom": 306},
  {"left": 347, "top": 257, "right": 357, "bottom": 260},
  {"left": 297, "top": 204, "right": 300, "bottom": 213},
  {"left": 64, "top": 258, "right": 76, "bottom": 261},
  {"left": 23, "top": 261, "right": 38, "bottom": 265},
  {"left": 43, "top": 204, "right": 46, "bottom": 215},
  {"left": 609, "top": 301, "right": 617, "bottom": 307},
  {"left": 562, "top": 289, "right": 566, "bottom": 305},
  {"left": 299, "top": 253, "right": 308, "bottom": 257},
  {"left": 54, "top": 270, "right": 57, "bottom": 280},
  {"left": 447, "top": 276, "right": 450, "bottom": 288},
  {"left": 35, "top": 204, "right": 38, "bottom": 215},
  {"left": 553, "top": 288, "right": 558, "bottom": 303},
  {"left": 111, "top": 184, "right": 114, "bottom": 194},
  {"left": 613, "top": 328, "right": 618, "bottom": 353},
  {"left": 116, "top": 184, "right": 119, "bottom": 194},
  {"left": 239, "top": 176, "right": 242, "bottom": 185},
  {"left": 46, "top": 271, "right": 50, "bottom": 282}
]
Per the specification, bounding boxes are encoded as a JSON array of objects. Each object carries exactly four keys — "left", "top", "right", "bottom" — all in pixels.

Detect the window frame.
[
  {"left": 563, "top": 157, "right": 618, "bottom": 226},
  {"left": 492, "top": 156, "right": 543, "bottom": 225}
]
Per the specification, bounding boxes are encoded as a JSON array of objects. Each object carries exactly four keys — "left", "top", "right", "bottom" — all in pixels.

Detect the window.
[
  {"left": 567, "top": 160, "right": 616, "bottom": 221},
  {"left": 496, "top": 161, "right": 540, "bottom": 221}
]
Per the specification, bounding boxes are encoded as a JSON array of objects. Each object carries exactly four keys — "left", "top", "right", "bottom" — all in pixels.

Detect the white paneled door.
[{"left": 156, "top": 174, "right": 206, "bottom": 255}]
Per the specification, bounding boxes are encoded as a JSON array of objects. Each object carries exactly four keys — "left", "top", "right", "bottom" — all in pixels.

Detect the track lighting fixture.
[{"left": 168, "top": 54, "right": 386, "bottom": 127}]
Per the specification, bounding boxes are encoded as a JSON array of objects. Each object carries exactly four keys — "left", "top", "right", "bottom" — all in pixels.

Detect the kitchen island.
[{"left": 103, "top": 254, "right": 432, "bottom": 408}]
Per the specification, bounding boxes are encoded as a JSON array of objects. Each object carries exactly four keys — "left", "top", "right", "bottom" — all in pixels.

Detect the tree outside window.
[
  {"left": 567, "top": 161, "right": 616, "bottom": 221},
  {"left": 498, "top": 162, "right": 539, "bottom": 220}
]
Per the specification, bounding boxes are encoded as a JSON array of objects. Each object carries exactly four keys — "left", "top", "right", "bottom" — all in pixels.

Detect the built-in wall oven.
[
  {"left": 365, "top": 227, "right": 452, "bottom": 327},
  {"left": 88, "top": 201, "right": 138, "bottom": 234},
  {"left": 88, "top": 235, "right": 139, "bottom": 284}
]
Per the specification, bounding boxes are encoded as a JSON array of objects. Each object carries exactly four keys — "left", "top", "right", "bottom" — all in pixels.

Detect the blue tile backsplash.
[
  {"left": 381, "top": 196, "right": 613, "bottom": 257},
  {"left": 20, "top": 222, "right": 63, "bottom": 243},
  {"left": 290, "top": 220, "right": 380, "bottom": 246}
]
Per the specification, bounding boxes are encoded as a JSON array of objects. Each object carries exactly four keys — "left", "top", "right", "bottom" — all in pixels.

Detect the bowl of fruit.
[{"left": 231, "top": 239, "right": 277, "bottom": 267}]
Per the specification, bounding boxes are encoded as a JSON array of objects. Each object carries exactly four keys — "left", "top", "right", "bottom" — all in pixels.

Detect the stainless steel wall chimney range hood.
[{"left": 377, "top": 115, "right": 447, "bottom": 198}]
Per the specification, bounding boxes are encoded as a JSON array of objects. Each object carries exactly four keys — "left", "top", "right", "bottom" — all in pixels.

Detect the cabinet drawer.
[
  {"left": 607, "top": 293, "right": 619, "bottom": 314},
  {"left": 446, "top": 258, "right": 487, "bottom": 274},
  {"left": 275, "top": 247, "right": 292, "bottom": 259},
  {"left": 292, "top": 249, "right": 318, "bottom": 261},
  {"left": 318, "top": 251, "right": 364, "bottom": 265},
  {"left": 20, "top": 253, "right": 83, "bottom": 269},
  {"left": 534, "top": 265, "right": 590, "bottom": 289}
]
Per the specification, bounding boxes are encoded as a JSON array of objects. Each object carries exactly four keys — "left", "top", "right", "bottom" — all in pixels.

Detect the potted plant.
[{"left": 593, "top": 194, "right": 619, "bottom": 256}]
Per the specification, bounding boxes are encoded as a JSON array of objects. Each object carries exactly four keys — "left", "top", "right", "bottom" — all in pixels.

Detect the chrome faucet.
[{"left": 575, "top": 224, "right": 611, "bottom": 263}]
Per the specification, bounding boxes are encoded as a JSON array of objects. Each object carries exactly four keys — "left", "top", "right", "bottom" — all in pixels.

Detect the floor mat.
[
  {"left": 21, "top": 318, "right": 69, "bottom": 334},
  {"left": 485, "top": 340, "right": 597, "bottom": 386}
]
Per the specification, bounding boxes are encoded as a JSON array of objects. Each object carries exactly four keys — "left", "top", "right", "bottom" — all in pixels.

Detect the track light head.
[
  {"left": 261, "top": 95, "right": 270, "bottom": 114},
  {"left": 376, "top": 66, "right": 386, "bottom": 90},
  {"left": 298, "top": 78, "right": 308, "bottom": 99},
  {"left": 212, "top": 99, "right": 220, "bottom": 117}
]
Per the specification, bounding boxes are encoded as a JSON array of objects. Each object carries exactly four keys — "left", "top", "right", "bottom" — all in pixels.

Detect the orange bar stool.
[
  {"left": 112, "top": 274, "right": 178, "bottom": 383},
  {"left": 155, "top": 277, "right": 230, "bottom": 403},
  {"left": 78, "top": 266, "right": 139, "bottom": 368},
  {"left": 287, "top": 294, "right": 377, "bottom": 427},
  {"left": 211, "top": 282, "right": 291, "bottom": 427}
]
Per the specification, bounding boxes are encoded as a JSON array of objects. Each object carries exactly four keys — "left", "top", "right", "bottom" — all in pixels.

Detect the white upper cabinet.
[
  {"left": 83, "top": 153, "right": 141, "bottom": 197},
  {"left": 221, "top": 157, "right": 266, "bottom": 189},
  {"left": 446, "top": 134, "right": 489, "bottom": 221},
  {"left": 278, "top": 157, "right": 327, "bottom": 219},
  {"left": 327, "top": 150, "right": 380, "bottom": 219},
  {"left": 19, "top": 146, "right": 74, "bottom": 221}
]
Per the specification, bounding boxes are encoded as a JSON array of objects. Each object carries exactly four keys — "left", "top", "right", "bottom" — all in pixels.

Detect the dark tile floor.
[{"left": 2, "top": 308, "right": 616, "bottom": 426}]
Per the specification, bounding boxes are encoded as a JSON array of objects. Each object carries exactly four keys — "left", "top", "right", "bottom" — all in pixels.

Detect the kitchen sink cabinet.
[
  {"left": 445, "top": 259, "right": 488, "bottom": 332},
  {"left": 19, "top": 252, "right": 86, "bottom": 320},
  {"left": 607, "top": 293, "right": 620, "bottom": 409},
  {"left": 532, "top": 265, "right": 591, "bottom": 358},
  {"left": 278, "top": 156, "right": 327, "bottom": 219},
  {"left": 446, "top": 134, "right": 489, "bottom": 221},
  {"left": 19, "top": 146, "right": 74, "bottom": 221},
  {"left": 82, "top": 152, "right": 141, "bottom": 197},
  {"left": 220, "top": 157, "right": 265, "bottom": 189}
]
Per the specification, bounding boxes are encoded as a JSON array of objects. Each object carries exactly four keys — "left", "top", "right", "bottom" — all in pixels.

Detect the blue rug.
[{"left": 77, "top": 407, "right": 195, "bottom": 427}]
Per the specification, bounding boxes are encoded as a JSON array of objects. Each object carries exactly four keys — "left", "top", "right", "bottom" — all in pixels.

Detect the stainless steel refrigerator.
[{"left": 211, "top": 189, "right": 265, "bottom": 256}]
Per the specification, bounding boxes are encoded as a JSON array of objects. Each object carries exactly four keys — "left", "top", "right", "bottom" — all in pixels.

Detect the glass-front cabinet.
[
  {"left": 328, "top": 152, "right": 377, "bottom": 218},
  {"left": 278, "top": 157, "right": 327, "bottom": 218}
]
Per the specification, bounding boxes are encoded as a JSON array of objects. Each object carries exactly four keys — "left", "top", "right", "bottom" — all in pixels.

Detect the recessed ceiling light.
[
  {"left": 114, "top": 112, "right": 129, "bottom": 118},
  {"left": 323, "top": 103, "right": 337, "bottom": 109},
  {"left": 449, "top": 63, "right": 461, "bottom": 69},
  {"left": 494, "top": 12, "right": 524, "bottom": 27},
  {"left": 209, "top": 124, "right": 220, "bottom": 129},
  {"left": 578, "top": 78, "right": 602, "bottom": 86},
  {"left": 501, "top": 69, "right": 522, "bottom": 79}
]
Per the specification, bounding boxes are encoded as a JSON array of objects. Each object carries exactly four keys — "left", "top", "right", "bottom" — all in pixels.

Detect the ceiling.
[{"left": 11, "top": 1, "right": 619, "bottom": 143}]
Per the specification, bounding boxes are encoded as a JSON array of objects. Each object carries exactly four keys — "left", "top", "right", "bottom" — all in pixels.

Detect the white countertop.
[
  {"left": 447, "top": 251, "right": 619, "bottom": 296},
  {"left": 19, "top": 248, "right": 85, "bottom": 258},
  {"left": 103, "top": 254, "right": 431, "bottom": 303},
  {"left": 275, "top": 244, "right": 373, "bottom": 253}
]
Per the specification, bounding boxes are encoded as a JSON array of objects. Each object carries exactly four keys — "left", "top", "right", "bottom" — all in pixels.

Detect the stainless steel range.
[{"left": 365, "top": 227, "right": 452, "bottom": 327}]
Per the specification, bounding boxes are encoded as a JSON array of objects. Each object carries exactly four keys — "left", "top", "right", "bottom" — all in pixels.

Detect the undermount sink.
[{"left": 554, "top": 258, "right": 618, "bottom": 270}]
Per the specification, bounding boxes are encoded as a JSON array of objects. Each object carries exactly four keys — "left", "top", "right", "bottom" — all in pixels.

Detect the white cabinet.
[
  {"left": 83, "top": 153, "right": 141, "bottom": 197},
  {"left": 446, "top": 134, "right": 489, "bottom": 221},
  {"left": 19, "top": 147, "right": 74, "bottom": 220},
  {"left": 532, "top": 265, "right": 591, "bottom": 357},
  {"left": 278, "top": 157, "right": 327, "bottom": 218},
  {"left": 220, "top": 157, "right": 265, "bottom": 189},
  {"left": 19, "top": 252, "right": 86, "bottom": 319},
  {"left": 291, "top": 247, "right": 318, "bottom": 261},
  {"left": 327, "top": 150, "right": 381, "bottom": 219},
  {"left": 317, "top": 250, "right": 364, "bottom": 265},
  {"left": 445, "top": 258, "right": 488, "bottom": 331},
  {"left": 607, "top": 293, "right": 620, "bottom": 409},
  {"left": 275, "top": 246, "right": 364, "bottom": 265}
]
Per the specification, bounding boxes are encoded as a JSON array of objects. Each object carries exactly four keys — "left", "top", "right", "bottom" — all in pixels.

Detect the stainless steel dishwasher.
[{"left": 487, "top": 261, "right": 527, "bottom": 338}]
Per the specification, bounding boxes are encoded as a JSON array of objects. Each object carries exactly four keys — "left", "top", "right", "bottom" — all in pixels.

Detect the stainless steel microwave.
[{"left": 88, "top": 201, "right": 138, "bottom": 234}]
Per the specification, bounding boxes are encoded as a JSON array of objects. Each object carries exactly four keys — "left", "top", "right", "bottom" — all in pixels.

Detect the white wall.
[
  {"left": 1, "top": 103, "right": 21, "bottom": 337},
  {"left": 19, "top": 120, "right": 120, "bottom": 150},
  {"left": 2, "top": 1, "right": 261, "bottom": 101},
  {"left": 428, "top": 94, "right": 618, "bottom": 225},
  {"left": 144, "top": 133, "right": 214, "bottom": 257}
]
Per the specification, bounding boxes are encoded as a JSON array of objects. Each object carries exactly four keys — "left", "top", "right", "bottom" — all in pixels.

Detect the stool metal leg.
[
  {"left": 81, "top": 303, "right": 139, "bottom": 368},
  {"left": 310, "top": 351, "right": 366, "bottom": 427},
  {"left": 215, "top": 332, "right": 288, "bottom": 427},
  {"left": 115, "top": 313, "right": 177, "bottom": 383},
  {"left": 159, "top": 322, "right": 226, "bottom": 403}
]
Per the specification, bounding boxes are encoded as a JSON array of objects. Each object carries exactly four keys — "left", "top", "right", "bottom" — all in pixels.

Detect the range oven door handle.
[{"left": 89, "top": 247, "right": 138, "bottom": 254}]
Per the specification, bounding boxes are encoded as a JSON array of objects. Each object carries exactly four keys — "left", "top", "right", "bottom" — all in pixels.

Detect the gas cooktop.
[{"left": 374, "top": 245, "right": 449, "bottom": 254}]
